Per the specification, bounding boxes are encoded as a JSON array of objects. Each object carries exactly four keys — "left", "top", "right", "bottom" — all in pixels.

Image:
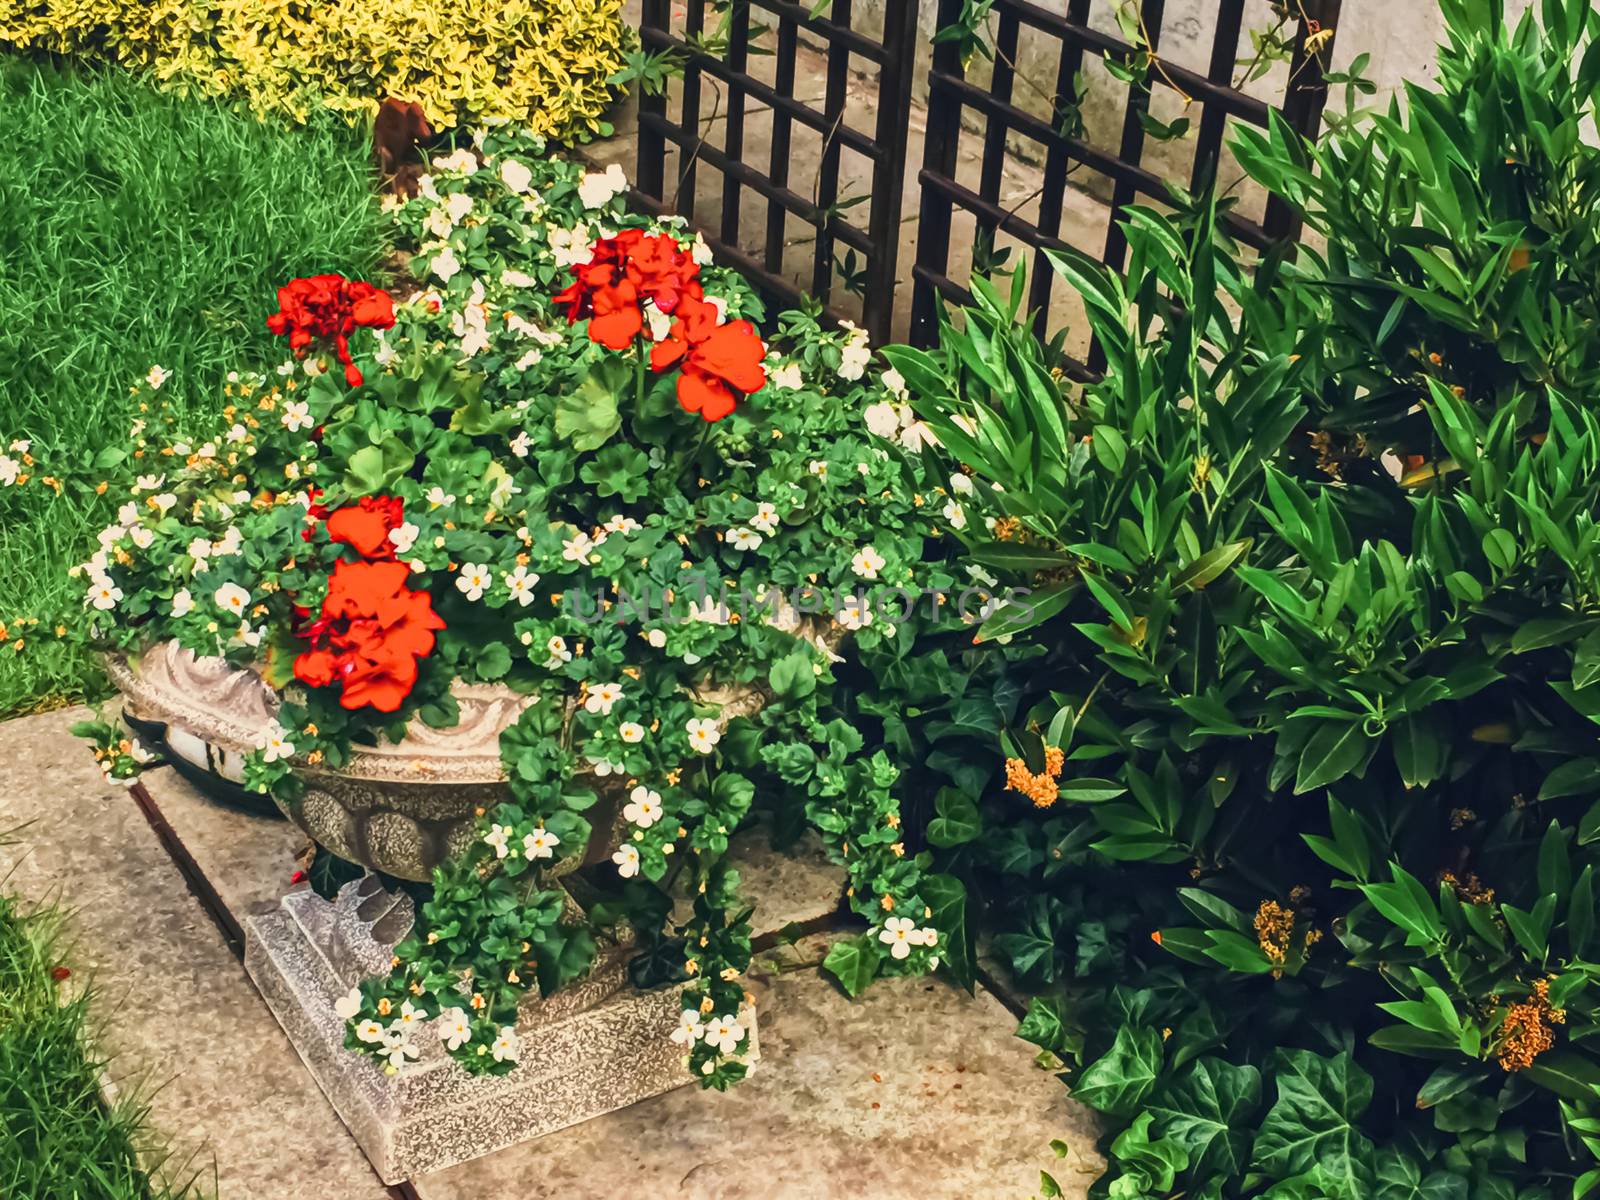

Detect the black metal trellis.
[
  {"left": 635, "top": 0, "right": 920, "bottom": 343},
  {"left": 631, "top": 0, "right": 1340, "bottom": 351},
  {"left": 909, "top": 0, "right": 1342, "bottom": 359}
]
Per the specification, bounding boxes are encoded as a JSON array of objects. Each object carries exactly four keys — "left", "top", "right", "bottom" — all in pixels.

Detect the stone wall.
[{"left": 840, "top": 0, "right": 1536, "bottom": 211}]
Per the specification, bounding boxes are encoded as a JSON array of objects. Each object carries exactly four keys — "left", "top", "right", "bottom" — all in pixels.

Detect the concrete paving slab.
[
  {"left": 0, "top": 709, "right": 387, "bottom": 1200},
  {"left": 413, "top": 936, "right": 1102, "bottom": 1200}
]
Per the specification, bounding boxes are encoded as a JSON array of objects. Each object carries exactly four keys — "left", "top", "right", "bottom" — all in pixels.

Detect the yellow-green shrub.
[{"left": 0, "top": 0, "right": 629, "bottom": 140}]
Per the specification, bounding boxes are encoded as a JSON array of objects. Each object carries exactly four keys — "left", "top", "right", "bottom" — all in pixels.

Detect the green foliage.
[
  {"left": 0, "top": 0, "right": 628, "bottom": 140},
  {"left": 0, "top": 890, "right": 208, "bottom": 1199},
  {"left": 0, "top": 57, "right": 386, "bottom": 716},
  {"left": 897, "top": 4, "right": 1600, "bottom": 1197}
]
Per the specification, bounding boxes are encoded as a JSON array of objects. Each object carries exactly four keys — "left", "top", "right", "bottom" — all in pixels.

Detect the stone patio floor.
[{"left": 0, "top": 705, "right": 1102, "bottom": 1198}]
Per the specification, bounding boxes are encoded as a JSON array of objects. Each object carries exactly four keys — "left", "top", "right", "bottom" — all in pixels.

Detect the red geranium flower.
[
  {"left": 294, "top": 559, "right": 444, "bottom": 712},
  {"left": 267, "top": 274, "right": 396, "bottom": 388},
  {"left": 553, "top": 232, "right": 701, "bottom": 351},
  {"left": 326, "top": 495, "right": 405, "bottom": 560},
  {"left": 649, "top": 296, "right": 767, "bottom": 422}
]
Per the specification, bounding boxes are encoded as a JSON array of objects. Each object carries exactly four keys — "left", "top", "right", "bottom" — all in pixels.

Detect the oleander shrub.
[
  {"left": 884, "top": 1, "right": 1600, "bottom": 1196},
  {"left": 0, "top": 0, "right": 628, "bottom": 139}
]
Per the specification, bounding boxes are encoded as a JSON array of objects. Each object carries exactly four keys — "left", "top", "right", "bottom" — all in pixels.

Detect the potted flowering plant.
[{"left": 78, "top": 129, "right": 961, "bottom": 1093}]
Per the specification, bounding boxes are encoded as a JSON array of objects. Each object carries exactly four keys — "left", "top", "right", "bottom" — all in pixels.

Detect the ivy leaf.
[
  {"left": 921, "top": 872, "right": 974, "bottom": 989},
  {"left": 1372, "top": 1149, "right": 1468, "bottom": 1199},
  {"left": 1072, "top": 1024, "right": 1164, "bottom": 1118},
  {"left": 1251, "top": 1049, "right": 1375, "bottom": 1191},
  {"left": 579, "top": 444, "right": 652, "bottom": 501},
  {"left": 1016, "top": 995, "right": 1069, "bottom": 1054},
  {"left": 927, "top": 788, "right": 982, "bottom": 847},
  {"left": 822, "top": 934, "right": 881, "bottom": 997},
  {"left": 1148, "top": 1057, "right": 1262, "bottom": 1179}
]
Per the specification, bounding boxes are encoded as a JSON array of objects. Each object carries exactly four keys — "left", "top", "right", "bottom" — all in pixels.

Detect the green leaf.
[
  {"left": 1072, "top": 1024, "right": 1164, "bottom": 1118},
  {"left": 921, "top": 873, "right": 973, "bottom": 989},
  {"left": 768, "top": 651, "right": 818, "bottom": 701},
  {"left": 927, "top": 788, "right": 982, "bottom": 847},
  {"left": 1016, "top": 996, "right": 1069, "bottom": 1054},
  {"left": 1057, "top": 777, "right": 1127, "bottom": 803},
  {"left": 472, "top": 642, "right": 513, "bottom": 681},
  {"left": 1295, "top": 720, "right": 1374, "bottom": 794},
  {"left": 554, "top": 361, "right": 624, "bottom": 451},
  {"left": 1148, "top": 1057, "right": 1262, "bottom": 1178},
  {"left": 822, "top": 935, "right": 881, "bottom": 997},
  {"left": 1521, "top": 1051, "right": 1600, "bottom": 1102},
  {"left": 1251, "top": 1049, "right": 1375, "bottom": 1190},
  {"left": 1362, "top": 866, "right": 1446, "bottom": 944},
  {"left": 1172, "top": 539, "right": 1252, "bottom": 592}
]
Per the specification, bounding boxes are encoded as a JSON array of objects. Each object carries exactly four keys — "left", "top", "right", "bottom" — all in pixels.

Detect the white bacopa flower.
[
  {"left": 670, "top": 1008, "right": 705, "bottom": 1045},
  {"left": 214, "top": 526, "right": 243, "bottom": 557},
  {"left": 728, "top": 527, "right": 763, "bottom": 551},
  {"left": 547, "top": 224, "right": 594, "bottom": 269},
  {"left": 685, "top": 595, "right": 729, "bottom": 625},
  {"left": 89, "top": 580, "right": 123, "bottom": 611},
  {"left": 604, "top": 514, "right": 640, "bottom": 535},
  {"left": 145, "top": 364, "right": 171, "bottom": 390},
  {"left": 618, "top": 722, "right": 646, "bottom": 745},
  {"left": 150, "top": 493, "right": 177, "bottom": 515},
  {"left": 214, "top": 583, "right": 250, "bottom": 615},
  {"left": 562, "top": 531, "right": 597, "bottom": 562},
  {"left": 509, "top": 430, "right": 532, "bottom": 458},
  {"left": 134, "top": 474, "right": 164, "bottom": 492},
  {"left": 443, "top": 191, "right": 474, "bottom": 223},
  {"left": 484, "top": 823, "right": 512, "bottom": 859},
  {"left": 129, "top": 526, "right": 154, "bottom": 549},
  {"left": 544, "top": 636, "right": 573, "bottom": 668},
  {"left": 425, "top": 486, "right": 455, "bottom": 507},
  {"left": 389, "top": 522, "right": 420, "bottom": 554},
  {"left": 808, "top": 459, "right": 828, "bottom": 477},
  {"left": 917, "top": 926, "right": 939, "bottom": 948},
  {"left": 257, "top": 721, "right": 295, "bottom": 764},
  {"left": 703, "top": 1014, "right": 746, "bottom": 1054},
  {"left": 431, "top": 148, "right": 479, "bottom": 175},
  {"left": 838, "top": 332, "right": 872, "bottom": 382},
  {"left": 646, "top": 628, "right": 667, "bottom": 648},
  {"left": 645, "top": 303, "right": 673, "bottom": 342},
  {"left": 686, "top": 718, "right": 721, "bottom": 755},
  {"left": 879, "top": 916, "right": 919, "bottom": 960},
  {"left": 455, "top": 562, "right": 491, "bottom": 601},
  {"left": 836, "top": 598, "right": 873, "bottom": 631},
  {"left": 624, "top": 786, "right": 662, "bottom": 827},
  {"left": 950, "top": 472, "right": 974, "bottom": 496},
  {"left": 504, "top": 565, "right": 539, "bottom": 606},
  {"left": 170, "top": 588, "right": 194, "bottom": 617},
  {"left": 577, "top": 162, "right": 628, "bottom": 209},
  {"left": 225, "top": 423, "right": 249, "bottom": 444},
  {"left": 881, "top": 367, "right": 909, "bottom": 398},
  {"left": 691, "top": 233, "right": 715, "bottom": 266},
  {"left": 438, "top": 1007, "right": 472, "bottom": 1052},
  {"left": 334, "top": 988, "right": 363, "bottom": 1021},
  {"left": 749, "top": 502, "right": 780, "bottom": 535},
  {"left": 430, "top": 247, "right": 462, "bottom": 282},
  {"left": 499, "top": 158, "right": 533, "bottom": 193},
  {"left": 8, "top": 438, "right": 28, "bottom": 454},
  {"left": 852, "top": 546, "right": 887, "bottom": 580},
  {"left": 766, "top": 360, "right": 803, "bottom": 391},
  {"left": 514, "top": 349, "right": 543, "bottom": 371},
  {"left": 863, "top": 401, "right": 901, "bottom": 440},
  {"left": 943, "top": 499, "right": 967, "bottom": 530},
  {"left": 425, "top": 206, "right": 455, "bottom": 240},
  {"left": 280, "top": 400, "right": 313, "bottom": 432},
  {"left": 585, "top": 682, "right": 624, "bottom": 715},
  {"left": 523, "top": 828, "right": 561, "bottom": 860},
  {"left": 381, "top": 1029, "right": 421, "bottom": 1071},
  {"left": 612, "top": 842, "right": 641, "bottom": 879},
  {"left": 355, "top": 1019, "right": 385, "bottom": 1044},
  {"left": 0, "top": 456, "right": 18, "bottom": 486},
  {"left": 491, "top": 1026, "right": 521, "bottom": 1064},
  {"left": 900, "top": 422, "right": 938, "bottom": 452}
]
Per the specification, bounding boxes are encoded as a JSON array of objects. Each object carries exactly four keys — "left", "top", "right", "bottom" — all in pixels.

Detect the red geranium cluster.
[
  {"left": 553, "top": 233, "right": 766, "bottom": 422},
  {"left": 293, "top": 497, "right": 441, "bottom": 712},
  {"left": 267, "top": 274, "right": 396, "bottom": 388}
]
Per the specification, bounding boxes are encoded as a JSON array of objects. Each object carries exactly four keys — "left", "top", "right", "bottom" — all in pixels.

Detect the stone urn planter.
[{"left": 104, "top": 636, "right": 783, "bottom": 1180}]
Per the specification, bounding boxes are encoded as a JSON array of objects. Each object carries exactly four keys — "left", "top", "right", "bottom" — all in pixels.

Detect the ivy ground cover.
[{"left": 0, "top": 57, "right": 387, "bottom": 715}]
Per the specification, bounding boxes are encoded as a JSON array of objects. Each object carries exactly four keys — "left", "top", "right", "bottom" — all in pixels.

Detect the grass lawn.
[
  {"left": 0, "top": 56, "right": 388, "bottom": 716},
  {"left": 0, "top": 890, "right": 205, "bottom": 1198}
]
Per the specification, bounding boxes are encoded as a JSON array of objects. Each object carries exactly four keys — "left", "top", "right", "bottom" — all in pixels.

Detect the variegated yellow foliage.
[{"left": 0, "top": 0, "right": 628, "bottom": 139}]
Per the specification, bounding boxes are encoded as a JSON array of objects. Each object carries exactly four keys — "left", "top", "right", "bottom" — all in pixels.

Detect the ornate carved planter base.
[{"left": 243, "top": 884, "right": 757, "bottom": 1183}]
